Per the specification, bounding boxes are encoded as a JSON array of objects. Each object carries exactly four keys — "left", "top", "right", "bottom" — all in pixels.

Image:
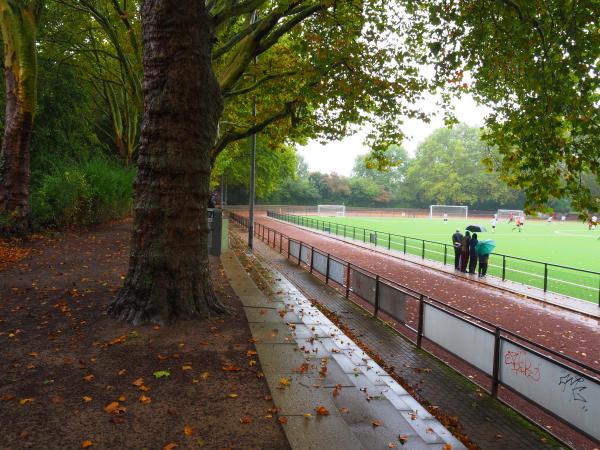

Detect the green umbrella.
[{"left": 476, "top": 239, "right": 496, "bottom": 256}]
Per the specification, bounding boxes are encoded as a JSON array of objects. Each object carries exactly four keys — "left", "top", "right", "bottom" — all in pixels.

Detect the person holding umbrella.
[
  {"left": 459, "top": 231, "right": 471, "bottom": 272},
  {"left": 476, "top": 239, "right": 496, "bottom": 278},
  {"left": 468, "top": 233, "right": 478, "bottom": 274}
]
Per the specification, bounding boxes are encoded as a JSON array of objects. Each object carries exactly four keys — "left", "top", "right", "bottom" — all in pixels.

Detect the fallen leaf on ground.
[
  {"left": 315, "top": 406, "right": 329, "bottom": 416},
  {"left": 1, "top": 394, "right": 15, "bottom": 401},
  {"left": 279, "top": 377, "right": 291, "bottom": 387},
  {"left": 200, "top": 371, "right": 209, "bottom": 379},
  {"left": 163, "top": 444, "right": 177, "bottom": 450},
  {"left": 278, "top": 416, "right": 287, "bottom": 424},
  {"left": 118, "top": 394, "right": 126, "bottom": 402},
  {"left": 19, "top": 398, "right": 33, "bottom": 405},
  {"left": 154, "top": 370, "right": 170, "bottom": 378},
  {"left": 83, "top": 374, "right": 94, "bottom": 382},
  {"left": 398, "top": 434, "right": 409, "bottom": 445},
  {"left": 139, "top": 394, "right": 151, "bottom": 404},
  {"left": 132, "top": 378, "right": 144, "bottom": 386},
  {"left": 181, "top": 365, "right": 192, "bottom": 371},
  {"left": 82, "top": 440, "right": 93, "bottom": 448},
  {"left": 303, "top": 413, "right": 312, "bottom": 418},
  {"left": 228, "top": 393, "right": 239, "bottom": 399},
  {"left": 183, "top": 425, "right": 194, "bottom": 436},
  {"left": 442, "top": 445, "right": 452, "bottom": 450},
  {"left": 246, "top": 350, "right": 257, "bottom": 357},
  {"left": 138, "top": 385, "right": 150, "bottom": 392},
  {"left": 117, "top": 369, "right": 127, "bottom": 376},
  {"left": 104, "top": 401, "right": 126, "bottom": 414},
  {"left": 82, "top": 396, "right": 93, "bottom": 402},
  {"left": 222, "top": 364, "right": 241, "bottom": 372},
  {"left": 109, "top": 335, "right": 127, "bottom": 345},
  {"left": 372, "top": 420, "right": 381, "bottom": 427},
  {"left": 388, "top": 443, "right": 397, "bottom": 448},
  {"left": 240, "top": 416, "right": 252, "bottom": 424},
  {"left": 340, "top": 407, "right": 349, "bottom": 414}
]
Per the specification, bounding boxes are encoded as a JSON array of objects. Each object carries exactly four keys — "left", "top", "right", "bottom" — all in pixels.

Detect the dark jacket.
[
  {"left": 452, "top": 232, "right": 463, "bottom": 247},
  {"left": 469, "top": 237, "right": 478, "bottom": 254}
]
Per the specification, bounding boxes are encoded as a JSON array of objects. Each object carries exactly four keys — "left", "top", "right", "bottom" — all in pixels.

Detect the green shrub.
[{"left": 31, "top": 157, "right": 135, "bottom": 228}]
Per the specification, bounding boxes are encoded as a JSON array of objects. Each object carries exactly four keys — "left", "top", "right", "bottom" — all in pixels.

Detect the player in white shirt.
[
  {"left": 491, "top": 216, "right": 497, "bottom": 233},
  {"left": 443, "top": 213, "right": 448, "bottom": 224}
]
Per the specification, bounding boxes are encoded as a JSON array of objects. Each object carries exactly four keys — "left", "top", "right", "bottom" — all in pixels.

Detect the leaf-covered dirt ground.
[{"left": 0, "top": 220, "right": 289, "bottom": 450}]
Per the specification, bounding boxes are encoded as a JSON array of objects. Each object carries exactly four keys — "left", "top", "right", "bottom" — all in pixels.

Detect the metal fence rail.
[
  {"left": 266, "top": 210, "right": 600, "bottom": 306},
  {"left": 230, "top": 212, "right": 600, "bottom": 443}
]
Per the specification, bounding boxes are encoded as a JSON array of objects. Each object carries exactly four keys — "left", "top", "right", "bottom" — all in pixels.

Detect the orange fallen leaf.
[
  {"left": 200, "top": 371, "right": 209, "bottom": 379},
  {"left": 181, "top": 365, "right": 192, "bottom": 371},
  {"left": 388, "top": 443, "right": 397, "bottom": 448},
  {"left": 82, "top": 396, "right": 93, "bottom": 402},
  {"left": 163, "top": 444, "right": 177, "bottom": 450},
  {"left": 29, "top": 352, "right": 38, "bottom": 357},
  {"left": 279, "top": 377, "right": 291, "bottom": 387},
  {"left": 240, "top": 416, "right": 253, "bottom": 424},
  {"left": 138, "top": 385, "right": 150, "bottom": 392},
  {"left": 183, "top": 425, "right": 194, "bottom": 436},
  {"left": 248, "top": 360, "right": 257, "bottom": 367},
  {"left": 340, "top": 407, "right": 349, "bottom": 414},
  {"left": 82, "top": 440, "right": 94, "bottom": 448},
  {"left": 222, "top": 364, "right": 241, "bottom": 372},
  {"left": 228, "top": 393, "right": 239, "bottom": 399},
  {"left": 132, "top": 378, "right": 144, "bottom": 387},
  {"left": 118, "top": 394, "right": 126, "bottom": 402},
  {"left": 442, "top": 445, "right": 452, "bottom": 450},
  {"left": 278, "top": 416, "right": 288, "bottom": 424},
  {"left": 398, "top": 434, "right": 409, "bottom": 444},
  {"left": 117, "top": 369, "right": 127, "bottom": 376},
  {"left": 1, "top": 394, "right": 15, "bottom": 401},
  {"left": 83, "top": 374, "right": 94, "bottom": 382},
  {"left": 19, "top": 398, "right": 33, "bottom": 405},
  {"left": 372, "top": 419, "right": 381, "bottom": 427},
  {"left": 139, "top": 394, "right": 151, "bottom": 404},
  {"left": 315, "top": 406, "right": 329, "bottom": 416},
  {"left": 104, "top": 401, "right": 126, "bottom": 414},
  {"left": 246, "top": 350, "right": 257, "bottom": 357},
  {"left": 109, "top": 335, "right": 127, "bottom": 345}
]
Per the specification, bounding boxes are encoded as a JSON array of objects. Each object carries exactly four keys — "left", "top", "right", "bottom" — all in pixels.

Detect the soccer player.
[
  {"left": 491, "top": 215, "right": 497, "bottom": 233},
  {"left": 547, "top": 215, "right": 553, "bottom": 223},
  {"left": 508, "top": 212, "right": 514, "bottom": 223},
  {"left": 561, "top": 214, "right": 566, "bottom": 223},
  {"left": 443, "top": 213, "right": 448, "bottom": 224},
  {"left": 512, "top": 216, "right": 523, "bottom": 232}
]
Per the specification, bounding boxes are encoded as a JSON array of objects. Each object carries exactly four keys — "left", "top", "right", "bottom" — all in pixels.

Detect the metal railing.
[
  {"left": 266, "top": 211, "right": 600, "bottom": 306},
  {"left": 230, "top": 212, "right": 600, "bottom": 444}
]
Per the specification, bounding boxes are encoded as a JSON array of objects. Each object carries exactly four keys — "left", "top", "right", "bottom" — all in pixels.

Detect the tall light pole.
[{"left": 248, "top": 10, "right": 258, "bottom": 250}]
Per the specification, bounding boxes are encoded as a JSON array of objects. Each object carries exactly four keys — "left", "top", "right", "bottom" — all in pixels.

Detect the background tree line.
[{"left": 221, "top": 124, "right": 532, "bottom": 211}]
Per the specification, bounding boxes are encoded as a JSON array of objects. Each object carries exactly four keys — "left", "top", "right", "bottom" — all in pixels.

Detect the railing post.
[
  {"left": 353, "top": 227, "right": 356, "bottom": 240},
  {"left": 345, "top": 263, "right": 351, "bottom": 298},
  {"left": 491, "top": 327, "right": 501, "bottom": 398},
  {"left": 287, "top": 239, "right": 290, "bottom": 258},
  {"left": 309, "top": 247, "right": 314, "bottom": 274},
  {"left": 403, "top": 236, "right": 406, "bottom": 254},
  {"left": 298, "top": 243, "right": 302, "bottom": 266},
  {"left": 502, "top": 255, "right": 506, "bottom": 281},
  {"left": 325, "top": 254, "right": 331, "bottom": 284},
  {"left": 374, "top": 275, "right": 380, "bottom": 317},
  {"left": 363, "top": 229, "right": 366, "bottom": 243},
  {"left": 279, "top": 233, "right": 282, "bottom": 254},
  {"left": 344, "top": 224, "right": 347, "bottom": 238},
  {"left": 443, "top": 245, "right": 447, "bottom": 266},
  {"left": 416, "top": 295, "right": 425, "bottom": 348},
  {"left": 388, "top": 234, "right": 391, "bottom": 250},
  {"left": 543, "top": 264, "right": 548, "bottom": 292},
  {"left": 336, "top": 223, "right": 339, "bottom": 235},
  {"left": 421, "top": 241, "right": 425, "bottom": 259}
]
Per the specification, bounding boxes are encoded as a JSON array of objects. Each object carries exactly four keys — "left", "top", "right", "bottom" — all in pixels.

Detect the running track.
[{"left": 252, "top": 213, "right": 600, "bottom": 370}]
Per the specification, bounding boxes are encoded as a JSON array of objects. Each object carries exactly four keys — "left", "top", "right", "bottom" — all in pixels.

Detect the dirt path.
[
  {"left": 0, "top": 220, "right": 288, "bottom": 450},
  {"left": 253, "top": 214, "right": 600, "bottom": 370}
]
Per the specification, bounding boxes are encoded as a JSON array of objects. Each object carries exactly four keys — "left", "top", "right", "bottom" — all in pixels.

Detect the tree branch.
[{"left": 211, "top": 102, "right": 295, "bottom": 160}]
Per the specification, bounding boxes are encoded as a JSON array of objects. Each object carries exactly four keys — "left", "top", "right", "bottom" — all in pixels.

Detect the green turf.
[{"left": 280, "top": 214, "right": 600, "bottom": 304}]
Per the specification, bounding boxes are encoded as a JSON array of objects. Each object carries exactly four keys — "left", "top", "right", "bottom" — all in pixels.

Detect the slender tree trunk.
[
  {"left": 108, "top": 0, "right": 225, "bottom": 324},
  {"left": 0, "top": 3, "right": 40, "bottom": 235}
]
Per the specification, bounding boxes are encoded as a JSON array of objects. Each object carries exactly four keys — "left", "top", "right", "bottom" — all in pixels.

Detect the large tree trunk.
[
  {"left": 0, "top": 3, "right": 39, "bottom": 236},
  {"left": 108, "top": 0, "right": 225, "bottom": 324}
]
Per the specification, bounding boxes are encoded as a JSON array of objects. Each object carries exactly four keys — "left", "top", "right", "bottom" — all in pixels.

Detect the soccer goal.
[
  {"left": 318, "top": 204, "right": 345, "bottom": 217},
  {"left": 429, "top": 205, "right": 468, "bottom": 219},
  {"left": 497, "top": 209, "right": 524, "bottom": 220}
]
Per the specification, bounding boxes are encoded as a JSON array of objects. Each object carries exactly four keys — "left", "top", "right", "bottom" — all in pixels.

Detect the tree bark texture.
[
  {"left": 0, "top": 4, "right": 39, "bottom": 235},
  {"left": 108, "top": 0, "right": 224, "bottom": 324}
]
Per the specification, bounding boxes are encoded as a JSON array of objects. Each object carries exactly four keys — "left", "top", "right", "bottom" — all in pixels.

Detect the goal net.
[
  {"left": 317, "top": 204, "right": 345, "bottom": 217},
  {"left": 497, "top": 209, "right": 524, "bottom": 220},
  {"left": 429, "top": 205, "right": 468, "bottom": 219}
]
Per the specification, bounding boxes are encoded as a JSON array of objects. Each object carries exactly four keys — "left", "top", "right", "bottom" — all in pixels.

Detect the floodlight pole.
[{"left": 248, "top": 10, "right": 258, "bottom": 250}]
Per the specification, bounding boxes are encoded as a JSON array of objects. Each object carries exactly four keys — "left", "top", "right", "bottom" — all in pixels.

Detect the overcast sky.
[{"left": 297, "top": 95, "right": 491, "bottom": 176}]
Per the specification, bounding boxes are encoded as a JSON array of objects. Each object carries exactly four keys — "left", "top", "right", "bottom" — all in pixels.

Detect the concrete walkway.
[
  {"left": 221, "top": 249, "right": 465, "bottom": 450},
  {"left": 269, "top": 217, "right": 599, "bottom": 319}
]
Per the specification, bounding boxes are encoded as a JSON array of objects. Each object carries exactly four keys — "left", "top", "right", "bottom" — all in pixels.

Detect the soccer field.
[{"left": 280, "top": 213, "right": 600, "bottom": 304}]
